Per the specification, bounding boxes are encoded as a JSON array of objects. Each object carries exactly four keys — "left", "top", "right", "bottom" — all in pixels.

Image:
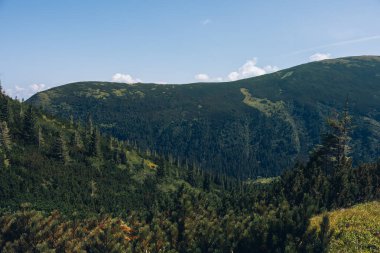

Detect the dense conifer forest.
[
  {"left": 28, "top": 56, "right": 380, "bottom": 179},
  {"left": 1, "top": 78, "right": 380, "bottom": 252}
]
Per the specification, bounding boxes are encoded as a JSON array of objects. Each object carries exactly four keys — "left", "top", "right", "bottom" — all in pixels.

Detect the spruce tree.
[
  {"left": 0, "top": 148, "right": 10, "bottom": 169},
  {"left": 186, "top": 167, "right": 196, "bottom": 186},
  {"left": 73, "top": 130, "right": 84, "bottom": 151},
  {"left": 202, "top": 173, "right": 210, "bottom": 191},
  {"left": 0, "top": 121, "right": 12, "bottom": 151},
  {"left": 37, "top": 126, "right": 44, "bottom": 150},
  {"left": 69, "top": 114, "right": 74, "bottom": 128},
  {"left": 51, "top": 131, "right": 69, "bottom": 163},
  {"left": 23, "top": 106, "right": 36, "bottom": 144},
  {"left": 308, "top": 101, "right": 354, "bottom": 208},
  {"left": 88, "top": 127, "right": 101, "bottom": 157},
  {"left": 156, "top": 163, "right": 165, "bottom": 178},
  {"left": 0, "top": 97, "right": 9, "bottom": 123},
  {"left": 86, "top": 115, "right": 94, "bottom": 136}
]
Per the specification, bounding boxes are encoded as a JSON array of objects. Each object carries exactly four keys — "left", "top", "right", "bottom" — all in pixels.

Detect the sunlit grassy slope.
[{"left": 310, "top": 201, "right": 380, "bottom": 253}]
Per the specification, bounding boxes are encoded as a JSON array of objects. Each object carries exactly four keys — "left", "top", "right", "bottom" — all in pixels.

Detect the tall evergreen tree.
[
  {"left": 88, "top": 127, "right": 101, "bottom": 157},
  {"left": 51, "top": 131, "right": 70, "bottom": 163},
  {"left": 37, "top": 126, "right": 44, "bottom": 150},
  {"left": 156, "top": 165, "right": 165, "bottom": 178},
  {"left": 0, "top": 121, "right": 12, "bottom": 151},
  {"left": 0, "top": 148, "right": 10, "bottom": 169},
  {"left": 186, "top": 167, "right": 196, "bottom": 187},
  {"left": 23, "top": 106, "right": 36, "bottom": 144},
  {"left": 86, "top": 114, "right": 94, "bottom": 136},
  {"left": 202, "top": 173, "right": 210, "bottom": 191},
  {"left": 72, "top": 130, "right": 84, "bottom": 151},
  {"left": 0, "top": 98, "right": 9, "bottom": 123}
]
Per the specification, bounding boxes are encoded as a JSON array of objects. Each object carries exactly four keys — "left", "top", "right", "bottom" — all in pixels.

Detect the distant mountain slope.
[{"left": 28, "top": 56, "right": 380, "bottom": 177}]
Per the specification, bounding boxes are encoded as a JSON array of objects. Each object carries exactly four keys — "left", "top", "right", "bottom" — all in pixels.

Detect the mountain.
[
  {"left": 2, "top": 81, "right": 380, "bottom": 252},
  {"left": 28, "top": 56, "right": 380, "bottom": 178}
]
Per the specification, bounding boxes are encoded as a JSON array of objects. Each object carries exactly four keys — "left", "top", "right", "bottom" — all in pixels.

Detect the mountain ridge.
[{"left": 28, "top": 55, "right": 380, "bottom": 177}]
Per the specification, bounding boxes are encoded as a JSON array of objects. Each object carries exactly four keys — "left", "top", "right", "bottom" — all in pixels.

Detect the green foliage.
[
  {"left": 0, "top": 98, "right": 9, "bottom": 123},
  {"left": 23, "top": 106, "right": 36, "bottom": 144},
  {"left": 0, "top": 121, "right": 12, "bottom": 151},
  {"left": 0, "top": 206, "right": 133, "bottom": 252},
  {"left": 50, "top": 131, "right": 70, "bottom": 163},
  {"left": 0, "top": 84, "right": 379, "bottom": 252},
  {"left": 88, "top": 127, "right": 102, "bottom": 157}
]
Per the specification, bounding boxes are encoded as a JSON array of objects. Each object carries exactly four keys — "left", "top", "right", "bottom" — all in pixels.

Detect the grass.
[
  {"left": 310, "top": 201, "right": 380, "bottom": 253},
  {"left": 80, "top": 88, "right": 110, "bottom": 99},
  {"left": 246, "top": 176, "right": 279, "bottom": 185},
  {"left": 112, "top": 88, "right": 127, "bottom": 96},
  {"left": 240, "top": 88, "right": 284, "bottom": 117}
]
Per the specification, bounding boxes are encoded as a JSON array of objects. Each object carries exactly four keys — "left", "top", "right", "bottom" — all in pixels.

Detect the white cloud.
[
  {"left": 6, "top": 83, "right": 48, "bottom": 99},
  {"left": 195, "top": 73, "right": 210, "bottom": 81},
  {"left": 194, "top": 58, "right": 279, "bottom": 83},
  {"left": 202, "top": 19, "right": 211, "bottom": 25},
  {"left": 227, "top": 72, "right": 240, "bottom": 81},
  {"left": 227, "top": 58, "right": 279, "bottom": 81},
  {"left": 30, "top": 83, "right": 46, "bottom": 92},
  {"left": 264, "top": 65, "right": 280, "bottom": 73},
  {"left": 15, "top": 85, "right": 25, "bottom": 92},
  {"left": 112, "top": 73, "right": 141, "bottom": 84},
  {"left": 309, "top": 53, "right": 331, "bottom": 62}
]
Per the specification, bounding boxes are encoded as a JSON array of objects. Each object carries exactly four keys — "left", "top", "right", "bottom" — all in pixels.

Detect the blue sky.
[{"left": 1, "top": 0, "right": 380, "bottom": 98}]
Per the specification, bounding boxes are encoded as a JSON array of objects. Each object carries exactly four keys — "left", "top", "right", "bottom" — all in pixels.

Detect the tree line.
[{"left": 0, "top": 84, "right": 379, "bottom": 252}]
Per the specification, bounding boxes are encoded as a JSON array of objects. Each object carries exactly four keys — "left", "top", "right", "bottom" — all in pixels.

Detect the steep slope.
[
  {"left": 1, "top": 90, "right": 215, "bottom": 214},
  {"left": 28, "top": 56, "right": 380, "bottom": 177}
]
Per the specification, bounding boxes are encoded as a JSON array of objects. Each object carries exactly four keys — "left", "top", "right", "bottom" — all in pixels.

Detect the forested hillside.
[
  {"left": 28, "top": 56, "right": 380, "bottom": 178},
  {"left": 2, "top": 83, "right": 380, "bottom": 252}
]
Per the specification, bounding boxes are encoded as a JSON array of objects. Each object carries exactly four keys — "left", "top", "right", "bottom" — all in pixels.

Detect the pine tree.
[
  {"left": 308, "top": 100, "right": 355, "bottom": 208},
  {"left": 69, "top": 114, "right": 74, "bottom": 128},
  {"left": 108, "top": 137, "right": 114, "bottom": 152},
  {"left": 86, "top": 115, "right": 94, "bottom": 136},
  {"left": 51, "top": 131, "right": 70, "bottom": 163},
  {"left": 202, "top": 173, "right": 210, "bottom": 191},
  {"left": 156, "top": 163, "right": 165, "bottom": 178},
  {"left": 0, "top": 116, "right": 11, "bottom": 168},
  {"left": 0, "top": 121, "right": 12, "bottom": 151},
  {"left": 330, "top": 101, "right": 355, "bottom": 207},
  {"left": 186, "top": 167, "right": 196, "bottom": 186},
  {"left": 73, "top": 130, "right": 84, "bottom": 151},
  {"left": 23, "top": 106, "right": 36, "bottom": 144},
  {"left": 88, "top": 127, "right": 101, "bottom": 157},
  {"left": 37, "top": 126, "right": 44, "bottom": 150},
  {"left": 0, "top": 97, "right": 9, "bottom": 123},
  {"left": 0, "top": 147, "right": 10, "bottom": 169}
]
